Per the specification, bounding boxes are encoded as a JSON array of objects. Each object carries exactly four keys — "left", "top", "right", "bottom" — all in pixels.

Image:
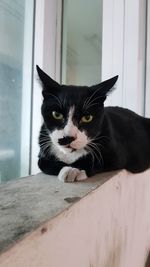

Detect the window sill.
[
  {"left": 0, "top": 171, "right": 115, "bottom": 254},
  {"left": 0, "top": 169, "right": 150, "bottom": 267}
]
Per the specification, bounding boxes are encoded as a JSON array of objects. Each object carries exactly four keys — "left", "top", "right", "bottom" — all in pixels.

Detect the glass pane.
[
  {"left": 61, "top": 0, "right": 103, "bottom": 85},
  {"left": 0, "top": 0, "right": 34, "bottom": 182}
]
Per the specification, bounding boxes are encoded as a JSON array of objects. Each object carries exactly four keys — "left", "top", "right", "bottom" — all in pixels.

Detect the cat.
[{"left": 37, "top": 65, "right": 150, "bottom": 182}]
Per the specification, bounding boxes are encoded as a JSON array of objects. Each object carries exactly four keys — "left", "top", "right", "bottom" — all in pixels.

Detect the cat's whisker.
[
  {"left": 40, "top": 143, "right": 50, "bottom": 150},
  {"left": 94, "top": 142, "right": 104, "bottom": 149},
  {"left": 40, "top": 132, "right": 49, "bottom": 136},
  {"left": 84, "top": 96, "right": 102, "bottom": 110},
  {"left": 39, "top": 137, "right": 51, "bottom": 142},
  {"left": 84, "top": 102, "right": 99, "bottom": 110},
  {"left": 39, "top": 133, "right": 50, "bottom": 139},
  {"left": 39, "top": 137, "right": 52, "bottom": 158},
  {"left": 39, "top": 135, "right": 50, "bottom": 139},
  {"left": 41, "top": 143, "right": 51, "bottom": 157},
  {"left": 90, "top": 135, "right": 109, "bottom": 142},
  {"left": 86, "top": 145, "right": 95, "bottom": 169},
  {"left": 89, "top": 139, "right": 105, "bottom": 150},
  {"left": 83, "top": 85, "right": 106, "bottom": 110},
  {"left": 39, "top": 138, "right": 50, "bottom": 143},
  {"left": 90, "top": 142, "right": 103, "bottom": 160},
  {"left": 83, "top": 88, "right": 101, "bottom": 109},
  {"left": 87, "top": 145, "right": 98, "bottom": 164},
  {"left": 85, "top": 97, "right": 101, "bottom": 107},
  {"left": 87, "top": 144, "right": 102, "bottom": 167},
  {"left": 40, "top": 142, "right": 51, "bottom": 148},
  {"left": 88, "top": 142, "right": 104, "bottom": 166}
]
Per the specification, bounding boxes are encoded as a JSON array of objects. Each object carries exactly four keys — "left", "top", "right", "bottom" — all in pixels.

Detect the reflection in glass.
[
  {"left": 62, "top": 0, "right": 103, "bottom": 86},
  {"left": 0, "top": 0, "right": 34, "bottom": 182}
]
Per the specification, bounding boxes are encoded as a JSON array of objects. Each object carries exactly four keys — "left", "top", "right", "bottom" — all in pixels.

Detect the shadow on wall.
[{"left": 145, "top": 252, "right": 150, "bottom": 267}]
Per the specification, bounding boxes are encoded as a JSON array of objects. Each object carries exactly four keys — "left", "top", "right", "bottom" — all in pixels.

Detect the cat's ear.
[
  {"left": 90, "top": 75, "right": 118, "bottom": 102},
  {"left": 36, "top": 65, "right": 60, "bottom": 96}
]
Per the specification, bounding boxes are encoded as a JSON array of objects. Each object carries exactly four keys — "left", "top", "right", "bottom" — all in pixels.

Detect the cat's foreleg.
[
  {"left": 38, "top": 157, "right": 88, "bottom": 182},
  {"left": 58, "top": 167, "right": 87, "bottom": 183},
  {"left": 38, "top": 157, "right": 66, "bottom": 176}
]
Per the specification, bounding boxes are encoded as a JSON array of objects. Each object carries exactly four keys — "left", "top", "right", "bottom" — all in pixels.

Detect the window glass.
[
  {"left": 0, "top": 0, "right": 34, "bottom": 182},
  {"left": 61, "top": 0, "right": 103, "bottom": 85}
]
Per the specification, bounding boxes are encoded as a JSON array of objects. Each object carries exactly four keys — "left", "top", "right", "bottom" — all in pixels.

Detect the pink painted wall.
[{"left": 0, "top": 169, "right": 150, "bottom": 267}]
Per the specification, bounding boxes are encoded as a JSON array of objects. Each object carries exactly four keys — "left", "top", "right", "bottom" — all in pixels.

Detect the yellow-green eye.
[
  {"left": 81, "top": 115, "right": 93, "bottom": 123},
  {"left": 52, "top": 111, "right": 64, "bottom": 120}
]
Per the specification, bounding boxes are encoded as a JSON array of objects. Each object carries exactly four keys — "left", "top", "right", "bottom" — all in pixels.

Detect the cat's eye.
[
  {"left": 52, "top": 111, "right": 64, "bottom": 120},
  {"left": 81, "top": 115, "right": 93, "bottom": 123}
]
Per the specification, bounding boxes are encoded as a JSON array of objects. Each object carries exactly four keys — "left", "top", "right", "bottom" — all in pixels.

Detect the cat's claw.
[{"left": 58, "top": 166, "right": 87, "bottom": 183}]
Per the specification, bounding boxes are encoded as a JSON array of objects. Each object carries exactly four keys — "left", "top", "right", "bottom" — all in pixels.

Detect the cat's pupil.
[
  {"left": 85, "top": 115, "right": 90, "bottom": 120},
  {"left": 55, "top": 112, "right": 60, "bottom": 117}
]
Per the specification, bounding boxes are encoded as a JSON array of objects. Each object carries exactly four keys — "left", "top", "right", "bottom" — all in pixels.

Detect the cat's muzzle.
[{"left": 58, "top": 136, "right": 75, "bottom": 146}]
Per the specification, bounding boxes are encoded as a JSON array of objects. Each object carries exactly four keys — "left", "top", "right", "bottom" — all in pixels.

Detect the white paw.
[{"left": 58, "top": 167, "right": 87, "bottom": 183}]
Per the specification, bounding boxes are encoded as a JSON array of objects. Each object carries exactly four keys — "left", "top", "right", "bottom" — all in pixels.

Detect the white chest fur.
[{"left": 51, "top": 143, "right": 88, "bottom": 164}]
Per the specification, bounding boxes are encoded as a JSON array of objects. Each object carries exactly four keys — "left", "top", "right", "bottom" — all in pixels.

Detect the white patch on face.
[
  {"left": 50, "top": 106, "right": 89, "bottom": 164},
  {"left": 63, "top": 107, "right": 78, "bottom": 137}
]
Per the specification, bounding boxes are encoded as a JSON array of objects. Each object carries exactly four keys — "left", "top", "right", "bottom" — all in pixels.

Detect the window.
[
  {"left": 61, "top": 0, "right": 147, "bottom": 115},
  {"left": 61, "top": 0, "right": 103, "bottom": 86},
  {"left": 0, "top": 0, "right": 147, "bottom": 182},
  {"left": 0, "top": 0, "right": 34, "bottom": 182}
]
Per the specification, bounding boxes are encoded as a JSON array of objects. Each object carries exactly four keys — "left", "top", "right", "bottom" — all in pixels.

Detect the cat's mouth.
[{"left": 65, "top": 144, "right": 77, "bottom": 152}]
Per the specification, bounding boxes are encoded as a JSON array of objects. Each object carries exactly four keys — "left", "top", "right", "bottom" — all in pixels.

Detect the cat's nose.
[{"left": 58, "top": 136, "right": 75, "bottom": 146}]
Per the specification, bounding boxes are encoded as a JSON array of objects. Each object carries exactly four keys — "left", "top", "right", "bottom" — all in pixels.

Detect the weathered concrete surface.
[
  {"left": 0, "top": 171, "right": 115, "bottom": 254},
  {"left": 0, "top": 169, "right": 150, "bottom": 267}
]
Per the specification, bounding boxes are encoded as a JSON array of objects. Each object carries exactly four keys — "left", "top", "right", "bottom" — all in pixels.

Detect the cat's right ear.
[{"left": 36, "top": 65, "right": 60, "bottom": 96}]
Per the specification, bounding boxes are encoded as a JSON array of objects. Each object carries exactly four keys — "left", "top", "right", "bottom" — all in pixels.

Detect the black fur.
[{"left": 37, "top": 65, "right": 150, "bottom": 177}]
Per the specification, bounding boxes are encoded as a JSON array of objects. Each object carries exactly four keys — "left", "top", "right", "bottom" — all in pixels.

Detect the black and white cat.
[{"left": 37, "top": 65, "right": 150, "bottom": 182}]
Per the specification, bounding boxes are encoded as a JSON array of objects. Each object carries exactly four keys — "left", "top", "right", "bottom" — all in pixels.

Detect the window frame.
[
  {"left": 31, "top": 0, "right": 62, "bottom": 174},
  {"left": 102, "top": 0, "right": 147, "bottom": 115}
]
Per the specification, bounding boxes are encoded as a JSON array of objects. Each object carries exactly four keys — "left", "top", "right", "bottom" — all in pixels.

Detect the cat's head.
[{"left": 37, "top": 65, "right": 118, "bottom": 156}]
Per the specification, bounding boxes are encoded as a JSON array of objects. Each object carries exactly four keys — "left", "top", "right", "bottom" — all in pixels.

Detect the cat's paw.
[{"left": 58, "top": 166, "right": 87, "bottom": 183}]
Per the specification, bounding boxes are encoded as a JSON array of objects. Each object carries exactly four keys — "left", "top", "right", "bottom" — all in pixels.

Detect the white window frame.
[
  {"left": 102, "top": 0, "right": 147, "bottom": 115},
  {"left": 31, "top": 0, "right": 62, "bottom": 174},
  {"left": 21, "top": 0, "right": 35, "bottom": 177}
]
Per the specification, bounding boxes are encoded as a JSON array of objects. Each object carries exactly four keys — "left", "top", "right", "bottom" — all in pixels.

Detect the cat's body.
[{"left": 37, "top": 66, "right": 150, "bottom": 182}]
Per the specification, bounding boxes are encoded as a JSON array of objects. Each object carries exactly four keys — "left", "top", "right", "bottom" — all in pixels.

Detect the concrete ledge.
[
  {"left": 0, "top": 170, "right": 150, "bottom": 267},
  {"left": 0, "top": 171, "right": 114, "bottom": 254}
]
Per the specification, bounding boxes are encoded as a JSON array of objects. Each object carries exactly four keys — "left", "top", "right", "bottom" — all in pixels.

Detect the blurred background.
[{"left": 0, "top": 0, "right": 149, "bottom": 182}]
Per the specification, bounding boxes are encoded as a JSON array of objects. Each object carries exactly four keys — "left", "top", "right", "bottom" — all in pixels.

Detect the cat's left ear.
[
  {"left": 36, "top": 65, "right": 60, "bottom": 91},
  {"left": 90, "top": 75, "right": 118, "bottom": 102}
]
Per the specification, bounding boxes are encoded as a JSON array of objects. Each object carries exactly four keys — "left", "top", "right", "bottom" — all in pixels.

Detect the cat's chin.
[
  {"left": 57, "top": 142, "right": 86, "bottom": 154},
  {"left": 55, "top": 144, "right": 75, "bottom": 155},
  {"left": 59, "top": 145, "right": 78, "bottom": 154},
  {"left": 51, "top": 142, "right": 88, "bottom": 164}
]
